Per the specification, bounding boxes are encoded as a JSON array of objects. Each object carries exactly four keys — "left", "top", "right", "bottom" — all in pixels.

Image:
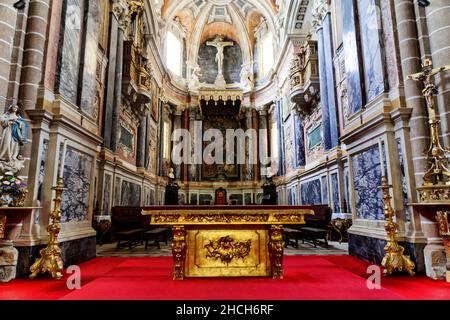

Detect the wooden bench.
[
  {"left": 284, "top": 205, "right": 331, "bottom": 249},
  {"left": 144, "top": 227, "right": 170, "bottom": 250},
  {"left": 116, "top": 228, "right": 145, "bottom": 249},
  {"left": 301, "top": 227, "right": 329, "bottom": 248}
]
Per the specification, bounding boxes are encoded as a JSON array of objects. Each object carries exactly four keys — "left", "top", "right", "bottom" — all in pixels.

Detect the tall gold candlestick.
[
  {"left": 29, "top": 177, "right": 66, "bottom": 280},
  {"left": 379, "top": 176, "right": 415, "bottom": 276}
]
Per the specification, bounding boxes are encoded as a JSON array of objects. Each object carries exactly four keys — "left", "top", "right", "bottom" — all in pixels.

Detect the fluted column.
[
  {"left": 394, "top": 0, "right": 429, "bottom": 192},
  {"left": 425, "top": 0, "right": 450, "bottom": 146}
]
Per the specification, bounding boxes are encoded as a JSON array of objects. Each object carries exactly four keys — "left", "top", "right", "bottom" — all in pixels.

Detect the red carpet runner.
[{"left": 1, "top": 255, "right": 449, "bottom": 300}]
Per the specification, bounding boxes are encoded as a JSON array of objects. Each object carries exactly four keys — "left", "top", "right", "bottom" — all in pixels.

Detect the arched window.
[
  {"left": 260, "top": 31, "right": 274, "bottom": 76},
  {"left": 165, "top": 31, "right": 182, "bottom": 76}
]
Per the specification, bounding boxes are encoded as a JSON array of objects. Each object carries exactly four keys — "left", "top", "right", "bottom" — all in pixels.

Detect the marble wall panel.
[
  {"left": 344, "top": 168, "right": 351, "bottom": 213},
  {"left": 294, "top": 114, "right": 305, "bottom": 167},
  {"left": 341, "top": 0, "right": 364, "bottom": 114},
  {"left": 317, "top": 26, "right": 331, "bottom": 149},
  {"left": 352, "top": 145, "right": 384, "bottom": 220},
  {"left": 102, "top": 174, "right": 111, "bottom": 215},
  {"left": 61, "top": 146, "right": 93, "bottom": 222},
  {"left": 57, "top": 0, "right": 83, "bottom": 103},
  {"left": 244, "top": 193, "right": 252, "bottom": 205},
  {"left": 150, "top": 189, "right": 155, "bottom": 205},
  {"left": 229, "top": 194, "right": 243, "bottom": 205},
  {"left": 190, "top": 193, "right": 198, "bottom": 205},
  {"left": 120, "top": 180, "right": 141, "bottom": 206},
  {"left": 199, "top": 194, "right": 213, "bottom": 205},
  {"left": 114, "top": 177, "right": 121, "bottom": 206},
  {"left": 284, "top": 117, "right": 295, "bottom": 173},
  {"left": 321, "top": 175, "right": 328, "bottom": 204},
  {"left": 36, "top": 140, "right": 49, "bottom": 223},
  {"left": 358, "top": 0, "right": 386, "bottom": 101},
  {"left": 397, "top": 139, "right": 411, "bottom": 221},
  {"left": 79, "top": 0, "right": 100, "bottom": 117},
  {"left": 331, "top": 173, "right": 340, "bottom": 212},
  {"left": 300, "top": 179, "right": 322, "bottom": 205}
]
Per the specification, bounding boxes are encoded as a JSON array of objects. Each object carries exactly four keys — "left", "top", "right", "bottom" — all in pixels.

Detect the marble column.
[
  {"left": 173, "top": 109, "right": 183, "bottom": 180},
  {"left": 182, "top": 109, "right": 189, "bottom": 182},
  {"left": 188, "top": 108, "right": 197, "bottom": 181},
  {"left": 258, "top": 108, "right": 269, "bottom": 177},
  {"left": 316, "top": 25, "right": 332, "bottom": 151},
  {"left": 136, "top": 114, "right": 147, "bottom": 168},
  {"left": 103, "top": 14, "right": 119, "bottom": 149},
  {"left": 394, "top": 0, "right": 429, "bottom": 191},
  {"left": 245, "top": 109, "right": 254, "bottom": 181},
  {"left": 276, "top": 100, "right": 285, "bottom": 176},
  {"left": 252, "top": 109, "right": 260, "bottom": 182},
  {"left": 425, "top": 0, "right": 450, "bottom": 146},
  {"left": 110, "top": 28, "right": 124, "bottom": 153},
  {"left": 292, "top": 109, "right": 305, "bottom": 167}
]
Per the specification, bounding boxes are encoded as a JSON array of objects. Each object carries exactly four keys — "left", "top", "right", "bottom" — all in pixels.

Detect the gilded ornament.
[
  {"left": 204, "top": 236, "right": 252, "bottom": 265},
  {"left": 29, "top": 177, "right": 66, "bottom": 280},
  {"left": 379, "top": 177, "right": 415, "bottom": 276}
]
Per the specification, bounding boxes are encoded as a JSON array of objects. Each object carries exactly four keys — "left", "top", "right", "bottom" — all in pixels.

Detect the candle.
[
  {"left": 59, "top": 139, "right": 68, "bottom": 178},
  {"left": 379, "top": 140, "right": 386, "bottom": 178}
]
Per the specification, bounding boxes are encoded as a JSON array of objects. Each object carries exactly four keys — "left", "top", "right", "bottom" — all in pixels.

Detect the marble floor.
[{"left": 96, "top": 240, "right": 349, "bottom": 257}]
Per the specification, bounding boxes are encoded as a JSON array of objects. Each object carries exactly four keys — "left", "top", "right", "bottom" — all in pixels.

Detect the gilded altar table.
[{"left": 141, "top": 205, "right": 314, "bottom": 280}]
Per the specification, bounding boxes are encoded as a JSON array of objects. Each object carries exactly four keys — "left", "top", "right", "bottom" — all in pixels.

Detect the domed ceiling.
[{"left": 150, "top": 0, "right": 313, "bottom": 90}]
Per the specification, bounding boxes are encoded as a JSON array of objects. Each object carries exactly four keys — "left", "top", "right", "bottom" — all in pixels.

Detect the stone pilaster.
[
  {"left": 110, "top": 28, "right": 124, "bottom": 153},
  {"left": 188, "top": 108, "right": 198, "bottom": 181},
  {"left": 245, "top": 108, "right": 254, "bottom": 181},
  {"left": 425, "top": 0, "right": 450, "bottom": 146},
  {"left": 394, "top": 0, "right": 429, "bottom": 191}
]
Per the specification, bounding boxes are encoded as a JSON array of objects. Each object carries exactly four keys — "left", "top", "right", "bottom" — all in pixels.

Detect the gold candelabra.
[
  {"left": 379, "top": 177, "right": 415, "bottom": 276},
  {"left": 29, "top": 177, "right": 66, "bottom": 280}
]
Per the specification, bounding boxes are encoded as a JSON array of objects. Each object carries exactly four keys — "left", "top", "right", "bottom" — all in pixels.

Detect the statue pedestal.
[
  {"left": 165, "top": 184, "right": 180, "bottom": 205},
  {"left": 262, "top": 183, "right": 277, "bottom": 205},
  {"left": 214, "top": 74, "right": 226, "bottom": 89}
]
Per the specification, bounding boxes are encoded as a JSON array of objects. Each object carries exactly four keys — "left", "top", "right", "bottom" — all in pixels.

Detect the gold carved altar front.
[{"left": 141, "top": 206, "right": 314, "bottom": 280}]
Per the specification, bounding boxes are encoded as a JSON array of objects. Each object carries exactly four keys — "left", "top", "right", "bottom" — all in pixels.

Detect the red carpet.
[{"left": 1, "top": 256, "right": 449, "bottom": 300}]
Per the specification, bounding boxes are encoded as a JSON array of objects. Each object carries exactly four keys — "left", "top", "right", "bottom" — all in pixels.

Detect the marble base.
[
  {"left": 0, "top": 245, "right": 18, "bottom": 282},
  {"left": 16, "top": 236, "right": 96, "bottom": 278},
  {"left": 423, "top": 244, "right": 446, "bottom": 280},
  {"left": 348, "top": 233, "right": 425, "bottom": 273}
]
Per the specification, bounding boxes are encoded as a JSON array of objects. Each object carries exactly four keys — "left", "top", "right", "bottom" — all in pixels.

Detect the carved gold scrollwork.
[
  {"left": 269, "top": 225, "right": 284, "bottom": 279},
  {"left": 171, "top": 226, "right": 186, "bottom": 280},
  {"left": 204, "top": 236, "right": 252, "bottom": 265}
]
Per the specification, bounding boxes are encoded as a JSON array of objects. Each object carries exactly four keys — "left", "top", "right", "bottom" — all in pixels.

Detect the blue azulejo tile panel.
[
  {"left": 358, "top": 0, "right": 386, "bottom": 102},
  {"left": 331, "top": 173, "right": 340, "bottom": 212},
  {"left": 341, "top": 0, "right": 364, "bottom": 114},
  {"left": 61, "top": 146, "right": 93, "bottom": 222},
  {"left": 300, "top": 179, "right": 322, "bottom": 205},
  {"left": 352, "top": 145, "right": 384, "bottom": 220}
]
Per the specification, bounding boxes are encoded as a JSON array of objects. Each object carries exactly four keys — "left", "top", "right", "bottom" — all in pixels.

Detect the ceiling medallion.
[{"left": 208, "top": 0, "right": 233, "bottom": 5}]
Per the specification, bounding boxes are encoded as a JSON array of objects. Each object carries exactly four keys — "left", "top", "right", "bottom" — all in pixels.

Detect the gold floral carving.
[
  {"left": 171, "top": 226, "right": 186, "bottom": 280},
  {"left": 269, "top": 225, "right": 284, "bottom": 279},
  {"left": 204, "top": 236, "right": 252, "bottom": 265},
  {"left": 144, "top": 209, "right": 313, "bottom": 225}
]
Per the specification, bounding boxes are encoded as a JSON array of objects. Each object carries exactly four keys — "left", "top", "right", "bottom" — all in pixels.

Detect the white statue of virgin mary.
[{"left": 0, "top": 104, "right": 27, "bottom": 174}]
